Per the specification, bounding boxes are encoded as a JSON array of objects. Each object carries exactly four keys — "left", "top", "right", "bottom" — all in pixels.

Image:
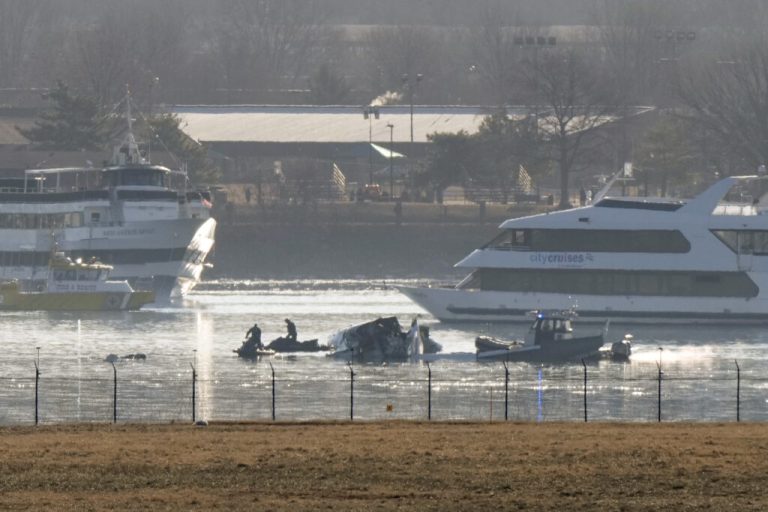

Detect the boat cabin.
[
  {"left": 101, "top": 165, "right": 170, "bottom": 188},
  {"left": 528, "top": 313, "right": 575, "bottom": 343},
  {"left": 48, "top": 252, "right": 113, "bottom": 288}
]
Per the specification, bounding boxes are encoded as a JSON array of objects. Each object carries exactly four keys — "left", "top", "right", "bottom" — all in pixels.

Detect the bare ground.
[{"left": 1, "top": 422, "right": 767, "bottom": 511}]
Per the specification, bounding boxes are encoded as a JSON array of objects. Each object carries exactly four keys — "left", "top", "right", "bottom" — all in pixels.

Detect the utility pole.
[
  {"left": 362, "top": 105, "right": 380, "bottom": 185},
  {"left": 387, "top": 123, "right": 395, "bottom": 199}
]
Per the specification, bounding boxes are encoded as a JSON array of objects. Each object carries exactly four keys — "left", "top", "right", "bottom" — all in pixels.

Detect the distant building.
[{"left": 172, "top": 104, "right": 656, "bottom": 193}]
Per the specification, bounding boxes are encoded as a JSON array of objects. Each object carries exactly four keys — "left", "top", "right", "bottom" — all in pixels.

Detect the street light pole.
[
  {"left": 362, "top": 105, "right": 380, "bottom": 185},
  {"left": 387, "top": 123, "right": 394, "bottom": 199},
  {"left": 402, "top": 73, "right": 423, "bottom": 146}
]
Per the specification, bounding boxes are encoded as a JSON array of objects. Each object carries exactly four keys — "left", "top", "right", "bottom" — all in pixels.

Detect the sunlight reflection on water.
[{"left": 0, "top": 279, "right": 767, "bottom": 424}]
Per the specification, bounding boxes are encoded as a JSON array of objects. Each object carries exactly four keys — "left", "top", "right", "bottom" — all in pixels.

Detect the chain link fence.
[{"left": 0, "top": 360, "right": 764, "bottom": 425}]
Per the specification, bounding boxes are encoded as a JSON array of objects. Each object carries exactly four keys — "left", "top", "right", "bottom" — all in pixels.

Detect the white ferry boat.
[
  {"left": 0, "top": 103, "right": 216, "bottom": 301},
  {"left": 399, "top": 175, "right": 768, "bottom": 323}
]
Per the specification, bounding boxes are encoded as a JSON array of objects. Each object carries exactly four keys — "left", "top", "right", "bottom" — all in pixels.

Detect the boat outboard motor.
[{"left": 610, "top": 334, "right": 632, "bottom": 359}]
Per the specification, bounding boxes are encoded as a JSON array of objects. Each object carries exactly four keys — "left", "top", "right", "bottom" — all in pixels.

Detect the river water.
[{"left": 2, "top": 279, "right": 767, "bottom": 425}]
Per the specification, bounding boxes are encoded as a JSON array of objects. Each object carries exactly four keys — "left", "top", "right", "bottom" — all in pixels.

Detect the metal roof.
[
  {"left": 172, "top": 105, "right": 515, "bottom": 144},
  {"left": 172, "top": 105, "right": 654, "bottom": 145}
]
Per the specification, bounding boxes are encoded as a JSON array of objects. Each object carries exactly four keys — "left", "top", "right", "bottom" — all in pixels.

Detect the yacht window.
[
  {"left": 525, "top": 229, "right": 690, "bottom": 253},
  {"left": 64, "top": 270, "right": 76, "bottom": 280},
  {"left": 594, "top": 199, "right": 683, "bottom": 211},
  {"left": 755, "top": 232, "right": 768, "bottom": 254},
  {"left": 713, "top": 230, "right": 768, "bottom": 255},
  {"left": 739, "top": 232, "right": 754, "bottom": 254},
  {"left": 484, "top": 230, "right": 529, "bottom": 250},
  {"left": 477, "top": 268, "right": 758, "bottom": 297},
  {"left": 456, "top": 271, "right": 482, "bottom": 290}
]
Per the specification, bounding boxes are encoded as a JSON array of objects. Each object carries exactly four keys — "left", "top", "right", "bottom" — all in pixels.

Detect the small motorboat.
[
  {"left": 599, "top": 334, "right": 633, "bottom": 362},
  {"left": 475, "top": 311, "right": 605, "bottom": 363},
  {"left": 233, "top": 342, "right": 276, "bottom": 359},
  {"left": 0, "top": 252, "right": 154, "bottom": 311}
]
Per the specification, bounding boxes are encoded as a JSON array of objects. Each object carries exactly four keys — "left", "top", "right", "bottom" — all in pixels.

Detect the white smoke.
[{"left": 370, "top": 91, "right": 403, "bottom": 106}]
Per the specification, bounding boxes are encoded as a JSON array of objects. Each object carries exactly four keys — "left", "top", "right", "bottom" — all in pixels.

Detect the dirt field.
[{"left": 1, "top": 422, "right": 767, "bottom": 511}]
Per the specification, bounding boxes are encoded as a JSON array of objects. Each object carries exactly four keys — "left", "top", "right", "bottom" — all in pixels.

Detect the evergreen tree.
[
  {"left": 474, "top": 112, "right": 539, "bottom": 203},
  {"left": 17, "top": 81, "right": 108, "bottom": 150},
  {"left": 422, "top": 131, "right": 475, "bottom": 200},
  {"left": 148, "top": 114, "right": 221, "bottom": 184}
]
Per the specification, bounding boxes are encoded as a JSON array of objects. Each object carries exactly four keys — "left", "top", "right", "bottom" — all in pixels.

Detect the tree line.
[{"left": 5, "top": 0, "right": 768, "bottom": 203}]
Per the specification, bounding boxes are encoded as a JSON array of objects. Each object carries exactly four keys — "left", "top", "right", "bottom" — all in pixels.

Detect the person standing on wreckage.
[
  {"left": 244, "top": 323, "right": 263, "bottom": 350},
  {"left": 284, "top": 319, "right": 298, "bottom": 342}
]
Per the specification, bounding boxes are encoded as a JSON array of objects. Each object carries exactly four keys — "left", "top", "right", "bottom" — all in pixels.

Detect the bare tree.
[
  {"left": 468, "top": 6, "right": 520, "bottom": 106},
  {"left": 677, "top": 37, "right": 768, "bottom": 172},
  {"left": 66, "top": 1, "right": 191, "bottom": 107},
  {"left": 592, "top": 0, "right": 679, "bottom": 165},
  {"left": 635, "top": 115, "right": 695, "bottom": 197},
  {"left": 214, "top": 0, "right": 332, "bottom": 97},
  {"left": 363, "top": 26, "right": 443, "bottom": 103},
  {"left": 0, "top": 0, "right": 45, "bottom": 87},
  {"left": 528, "top": 49, "right": 617, "bottom": 208}
]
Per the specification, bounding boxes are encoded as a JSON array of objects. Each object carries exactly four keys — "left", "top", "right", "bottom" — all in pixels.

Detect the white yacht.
[
  {"left": 0, "top": 101, "right": 216, "bottom": 301},
  {"left": 399, "top": 175, "right": 768, "bottom": 323}
]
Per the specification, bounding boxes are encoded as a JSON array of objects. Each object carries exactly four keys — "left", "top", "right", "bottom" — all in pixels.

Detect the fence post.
[
  {"left": 348, "top": 364, "right": 355, "bottom": 421},
  {"left": 111, "top": 362, "right": 117, "bottom": 424},
  {"left": 34, "top": 360, "right": 40, "bottom": 426},
  {"left": 269, "top": 362, "right": 276, "bottom": 422},
  {"left": 582, "top": 359, "right": 588, "bottom": 423},
  {"left": 503, "top": 362, "right": 509, "bottom": 421},
  {"left": 427, "top": 362, "right": 432, "bottom": 421},
  {"left": 657, "top": 361, "right": 663, "bottom": 423},
  {"left": 190, "top": 362, "right": 196, "bottom": 423},
  {"left": 735, "top": 359, "right": 740, "bottom": 422}
]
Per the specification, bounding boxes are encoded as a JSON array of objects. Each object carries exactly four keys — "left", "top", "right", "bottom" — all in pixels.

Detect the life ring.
[{"left": 105, "top": 295, "right": 122, "bottom": 310}]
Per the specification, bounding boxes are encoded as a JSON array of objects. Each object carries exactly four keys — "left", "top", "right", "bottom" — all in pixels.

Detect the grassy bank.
[{"left": 1, "top": 422, "right": 766, "bottom": 511}]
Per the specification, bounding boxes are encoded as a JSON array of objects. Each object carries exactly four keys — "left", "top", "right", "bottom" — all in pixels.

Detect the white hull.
[
  {"left": 398, "top": 176, "right": 768, "bottom": 325},
  {"left": 398, "top": 286, "right": 768, "bottom": 324},
  {"left": 0, "top": 207, "right": 216, "bottom": 301},
  {"left": 1, "top": 97, "right": 217, "bottom": 301}
]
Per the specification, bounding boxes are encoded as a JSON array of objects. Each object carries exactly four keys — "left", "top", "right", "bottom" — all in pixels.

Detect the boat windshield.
[
  {"left": 52, "top": 268, "right": 103, "bottom": 281},
  {"left": 102, "top": 167, "right": 168, "bottom": 188},
  {"left": 53, "top": 270, "right": 76, "bottom": 281}
]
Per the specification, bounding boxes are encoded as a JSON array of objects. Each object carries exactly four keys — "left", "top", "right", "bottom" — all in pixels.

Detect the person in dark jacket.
[
  {"left": 245, "top": 323, "right": 263, "bottom": 349},
  {"left": 285, "top": 319, "right": 297, "bottom": 341}
]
